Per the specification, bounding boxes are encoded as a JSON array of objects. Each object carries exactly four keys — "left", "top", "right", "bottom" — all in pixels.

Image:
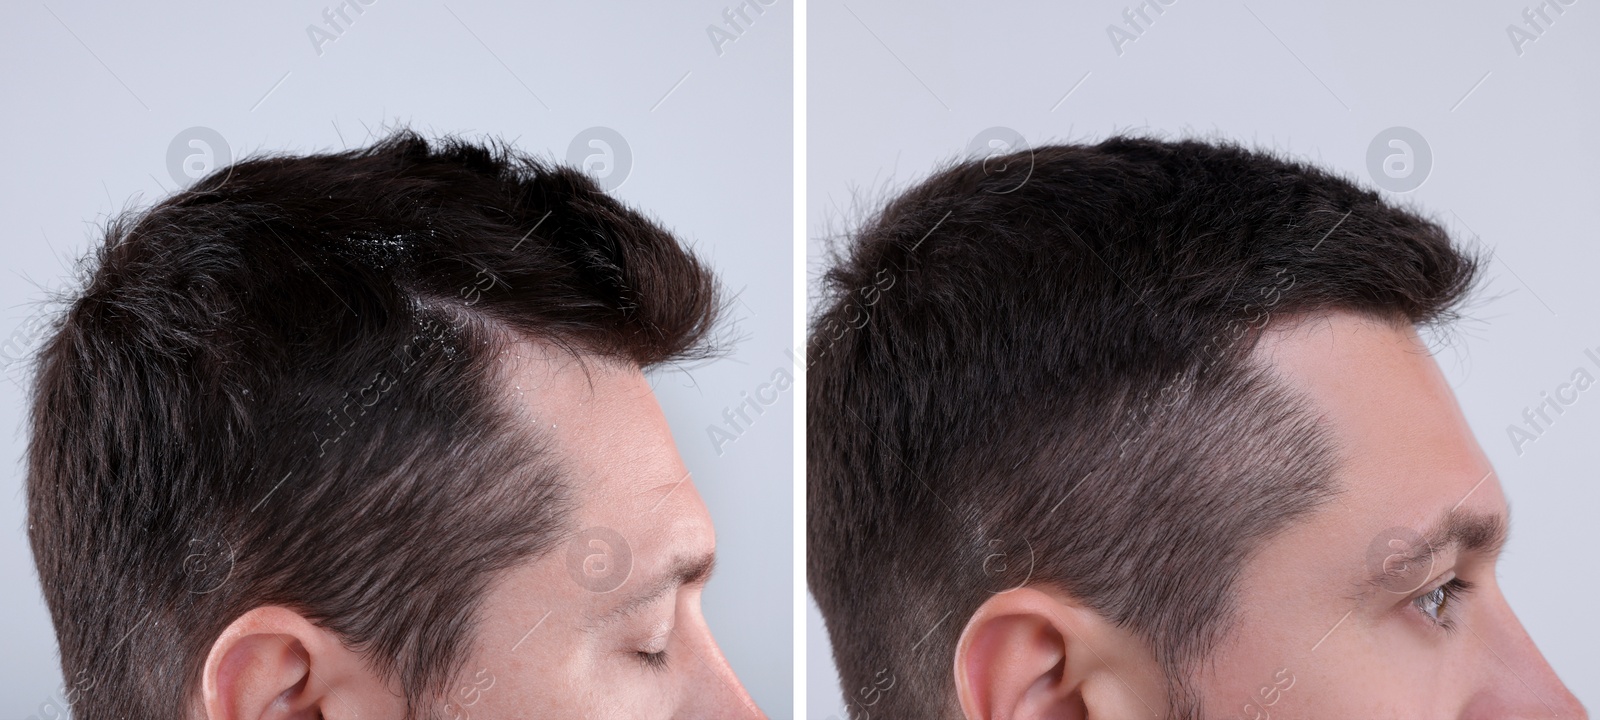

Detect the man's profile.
[
  {"left": 807, "top": 137, "right": 1586, "bottom": 718},
  {"left": 26, "top": 132, "right": 765, "bottom": 719}
]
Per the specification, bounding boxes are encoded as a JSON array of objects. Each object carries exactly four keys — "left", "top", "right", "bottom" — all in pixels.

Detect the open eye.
[{"left": 1413, "top": 576, "right": 1473, "bottom": 630}]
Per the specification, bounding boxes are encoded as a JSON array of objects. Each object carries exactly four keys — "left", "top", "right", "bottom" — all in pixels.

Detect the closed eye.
[{"left": 636, "top": 648, "right": 670, "bottom": 672}]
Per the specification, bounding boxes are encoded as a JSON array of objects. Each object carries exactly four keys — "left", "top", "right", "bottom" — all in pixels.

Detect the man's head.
[
  {"left": 807, "top": 137, "right": 1585, "bottom": 718},
  {"left": 27, "top": 132, "right": 762, "bottom": 719}
]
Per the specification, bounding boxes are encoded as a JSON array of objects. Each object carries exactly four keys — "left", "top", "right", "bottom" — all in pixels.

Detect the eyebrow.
[
  {"left": 600, "top": 551, "right": 717, "bottom": 625},
  {"left": 1366, "top": 508, "right": 1508, "bottom": 590}
]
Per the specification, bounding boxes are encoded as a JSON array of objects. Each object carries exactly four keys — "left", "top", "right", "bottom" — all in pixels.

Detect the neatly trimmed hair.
[
  {"left": 27, "top": 131, "right": 721, "bottom": 720},
  {"left": 807, "top": 136, "right": 1481, "bottom": 718}
]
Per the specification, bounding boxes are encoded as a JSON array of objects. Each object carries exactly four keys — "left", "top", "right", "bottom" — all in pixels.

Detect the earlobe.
[
  {"left": 953, "top": 588, "right": 1162, "bottom": 720},
  {"left": 199, "top": 606, "right": 385, "bottom": 720}
]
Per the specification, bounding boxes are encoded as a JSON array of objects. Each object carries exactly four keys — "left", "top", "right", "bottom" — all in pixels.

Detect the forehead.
[
  {"left": 1254, "top": 312, "right": 1500, "bottom": 523},
  {"left": 494, "top": 339, "right": 714, "bottom": 551},
  {"left": 1193, "top": 312, "right": 1507, "bottom": 696},
  {"left": 498, "top": 342, "right": 677, "bottom": 498},
  {"left": 463, "top": 342, "right": 716, "bottom": 678},
  {"left": 1222, "top": 311, "right": 1507, "bottom": 638}
]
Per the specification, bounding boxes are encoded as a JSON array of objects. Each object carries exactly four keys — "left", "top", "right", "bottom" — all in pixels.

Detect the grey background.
[
  {"left": 806, "top": 0, "right": 1598, "bottom": 716},
  {"left": 0, "top": 1, "right": 792, "bottom": 717}
]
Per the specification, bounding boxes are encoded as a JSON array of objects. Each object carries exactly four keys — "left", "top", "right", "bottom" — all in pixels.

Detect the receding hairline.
[{"left": 806, "top": 135, "right": 1485, "bottom": 720}]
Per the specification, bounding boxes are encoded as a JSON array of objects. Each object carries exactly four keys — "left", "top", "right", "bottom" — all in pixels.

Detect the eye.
[
  {"left": 1412, "top": 576, "right": 1473, "bottom": 630},
  {"left": 633, "top": 631, "right": 671, "bottom": 672},
  {"left": 635, "top": 649, "right": 669, "bottom": 672}
]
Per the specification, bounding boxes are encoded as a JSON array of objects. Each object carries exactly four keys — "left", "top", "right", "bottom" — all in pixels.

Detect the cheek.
[
  {"left": 1196, "top": 602, "right": 1446, "bottom": 718},
  {"left": 1294, "top": 649, "right": 1421, "bottom": 713},
  {"left": 1199, "top": 631, "right": 1305, "bottom": 718},
  {"left": 447, "top": 642, "right": 575, "bottom": 719},
  {"left": 1231, "top": 614, "right": 1477, "bottom": 718},
  {"left": 465, "top": 660, "right": 644, "bottom": 720},
  {"left": 450, "top": 604, "right": 641, "bottom": 718}
]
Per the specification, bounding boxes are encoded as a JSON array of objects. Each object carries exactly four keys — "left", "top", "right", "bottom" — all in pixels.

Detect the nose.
[
  {"left": 1463, "top": 595, "right": 1586, "bottom": 719},
  {"left": 678, "top": 619, "right": 767, "bottom": 719}
]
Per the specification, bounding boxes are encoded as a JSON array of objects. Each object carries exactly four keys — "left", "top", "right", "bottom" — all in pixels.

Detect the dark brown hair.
[
  {"left": 26, "top": 131, "right": 721, "bottom": 719},
  {"left": 806, "top": 136, "right": 1481, "bottom": 718}
]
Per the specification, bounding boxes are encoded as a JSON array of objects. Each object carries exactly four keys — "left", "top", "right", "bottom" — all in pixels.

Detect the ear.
[
  {"left": 953, "top": 588, "right": 1162, "bottom": 720},
  {"left": 197, "top": 606, "right": 403, "bottom": 720}
]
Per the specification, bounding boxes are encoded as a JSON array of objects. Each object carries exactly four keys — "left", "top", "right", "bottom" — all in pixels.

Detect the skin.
[
  {"left": 196, "top": 340, "right": 764, "bottom": 720},
  {"left": 955, "top": 311, "right": 1586, "bottom": 719}
]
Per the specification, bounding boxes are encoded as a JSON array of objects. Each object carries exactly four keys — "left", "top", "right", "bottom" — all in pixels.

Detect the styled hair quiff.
[
  {"left": 27, "top": 131, "right": 722, "bottom": 720},
  {"left": 807, "top": 136, "right": 1481, "bottom": 718}
]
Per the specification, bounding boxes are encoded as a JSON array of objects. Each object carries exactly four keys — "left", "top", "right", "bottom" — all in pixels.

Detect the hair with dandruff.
[{"left": 27, "top": 130, "right": 722, "bottom": 720}]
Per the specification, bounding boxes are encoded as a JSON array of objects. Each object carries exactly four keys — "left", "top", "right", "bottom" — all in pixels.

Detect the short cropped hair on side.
[
  {"left": 26, "top": 131, "right": 722, "bottom": 720},
  {"left": 806, "top": 136, "right": 1482, "bottom": 718}
]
